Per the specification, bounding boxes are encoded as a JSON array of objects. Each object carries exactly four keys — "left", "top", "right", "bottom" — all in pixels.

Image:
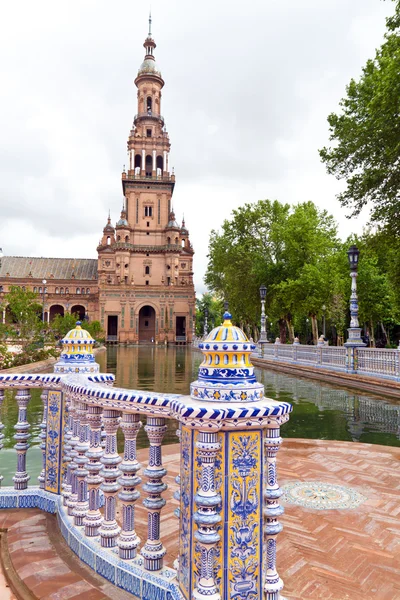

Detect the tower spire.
[{"left": 148, "top": 11, "right": 152, "bottom": 37}]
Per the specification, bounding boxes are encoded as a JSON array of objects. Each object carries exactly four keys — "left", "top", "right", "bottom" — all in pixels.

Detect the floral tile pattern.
[{"left": 281, "top": 481, "right": 366, "bottom": 510}]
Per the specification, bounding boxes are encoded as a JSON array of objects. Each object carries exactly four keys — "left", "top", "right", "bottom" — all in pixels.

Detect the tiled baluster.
[
  {"left": 66, "top": 398, "right": 80, "bottom": 516},
  {"left": 173, "top": 424, "right": 181, "bottom": 519},
  {"left": 73, "top": 400, "right": 90, "bottom": 526},
  {"left": 37, "top": 390, "right": 48, "bottom": 489},
  {"left": 13, "top": 389, "right": 31, "bottom": 490},
  {"left": 99, "top": 409, "right": 121, "bottom": 548},
  {"left": 0, "top": 390, "right": 4, "bottom": 486},
  {"left": 117, "top": 413, "right": 142, "bottom": 559},
  {"left": 192, "top": 431, "right": 221, "bottom": 600},
  {"left": 62, "top": 395, "right": 74, "bottom": 506},
  {"left": 84, "top": 405, "right": 104, "bottom": 537},
  {"left": 264, "top": 426, "right": 284, "bottom": 600},
  {"left": 141, "top": 417, "right": 167, "bottom": 571}
]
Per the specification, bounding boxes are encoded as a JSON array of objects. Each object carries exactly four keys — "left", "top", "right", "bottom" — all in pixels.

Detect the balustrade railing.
[
  {"left": 256, "top": 341, "right": 400, "bottom": 380},
  {"left": 0, "top": 359, "right": 292, "bottom": 600}
]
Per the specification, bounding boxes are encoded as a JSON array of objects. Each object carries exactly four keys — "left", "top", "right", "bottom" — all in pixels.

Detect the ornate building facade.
[{"left": 0, "top": 20, "right": 195, "bottom": 344}]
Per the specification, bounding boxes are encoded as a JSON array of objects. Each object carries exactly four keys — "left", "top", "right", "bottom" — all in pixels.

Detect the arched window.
[
  {"left": 39, "top": 287, "right": 42, "bottom": 294},
  {"left": 134, "top": 154, "right": 141, "bottom": 170},
  {"left": 145, "top": 266, "right": 150, "bottom": 275},
  {"left": 145, "top": 155, "right": 152, "bottom": 177},
  {"left": 167, "top": 237, "right": 171, "bottom": 245},
  {"left": 65, "top": 288, "right": 69, "bottom": 294},
  {"left": 86, "top": 288, "right": 90, "bottom": 294},
  {"left": 55, "top": 287, "right": 59, "bottom": 294},
  {"left": 125, "top": 235, "right": 129, "bottom": 243},
  {"left": 81, "top": 288, "right": 85, "bottom": 295},
  {"left": 76, "top": 288, "right": 80, "bottom": 294},
  {"left": 182, "top": 239, "right": 185, "bottom": 247},
  {"left": 60, "top": 287, "right": 64, "bottom": 294},
  {"left": 156, "top": 155, "right": 163, "bottom": 174},
  {"left": 147, "top": 96, "right": 152, "bottom": 112},
  {"left": 107, "top": 236, "right": 111, "bottom": 245},
  {"left": 175, "top": 237, "right": 178, "bottom": 245},
  {"left": 33, "top": 287, "right": 37, "bottom": 293}
]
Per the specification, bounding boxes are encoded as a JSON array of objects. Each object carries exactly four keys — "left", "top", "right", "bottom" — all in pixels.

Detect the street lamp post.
[
  {"left": 322, "top": 304, "right": 326, "bottom": 338},
  {"left": 42, "top": 279, "right": 47, "bottom": 323},
  {"left": 203, "top": 307, "right": 208, "bottom": 338},
  {"left": 344, "top": 245, "right": 365, "bottom": 372},
  {"left": 259, "top": 285, "right": 267, "bottom": 341},
  {"left": 306, "top": 318, "right": 309, "bottom": 344},
  {"left": 345, "top": 245, "right": 364, "bottom": 347}
]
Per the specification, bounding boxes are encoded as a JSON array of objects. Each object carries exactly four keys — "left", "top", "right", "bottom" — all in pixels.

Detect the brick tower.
[{"left": 97, "top": 17, "right": 195, "bottom": 344}]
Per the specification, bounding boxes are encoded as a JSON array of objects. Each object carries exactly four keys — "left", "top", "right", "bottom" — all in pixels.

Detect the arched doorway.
[
  {"left": 49, "top": 305, "right": 64, "bottom": 321},
  {"left": 70, "top": 305, "right": 86, "bottom": 320},
  {"left": 138, "top": 306, "right": 156, "bottom": 342}
]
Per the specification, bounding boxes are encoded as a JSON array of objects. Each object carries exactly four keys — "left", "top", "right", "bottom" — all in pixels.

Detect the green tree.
[
  {"left": 3, "top": 286, "right": 44, "bottom": 351},
  {"left": 205, "top": 200, "right": 341, "bottom": 343},
  {"left": 319, "top": 1, "right": 400, "bottom": 233},
  {"left": 195, "top": 294, "right": 224, "bottom": 337},
  {"left": 50, "top": 312, "right": 80, "bottom": 339}
]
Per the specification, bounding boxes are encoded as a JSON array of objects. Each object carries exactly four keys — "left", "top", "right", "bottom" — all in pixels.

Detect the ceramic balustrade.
[
  {"left": 0, "top": 325, "right": 292, "bottom": 600},
  {"left": 257, "top": 341, "right": 400, "bottom": 380},
  {"left": 0, "top": 390, "right": 4, "bottom": 487}
]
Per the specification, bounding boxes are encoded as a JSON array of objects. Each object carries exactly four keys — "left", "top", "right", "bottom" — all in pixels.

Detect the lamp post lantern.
[
  {"left": 203, "top": 307, "right": 208, "bottom": 338},
  {"left": 259, "top": 284, "right": 267, "bottom": 341},
  {"left": 322, "top": 304, "right": 326, "bottom": 338},
  {"left": 42, "top": 279, "right": 47, "bottom": 323}
]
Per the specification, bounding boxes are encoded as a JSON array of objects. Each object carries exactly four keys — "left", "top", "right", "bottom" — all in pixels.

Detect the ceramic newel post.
[{"left": 178, "top": 311, "right": 292, "bottom": 600}]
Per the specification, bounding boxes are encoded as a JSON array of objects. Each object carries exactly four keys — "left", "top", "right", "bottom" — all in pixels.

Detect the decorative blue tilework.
[
  {"left": 96, "top": 556, "right": 116, "bottom": 584},
  {"left": 117, "top": 567, "right": 142, "bottom": 597}
]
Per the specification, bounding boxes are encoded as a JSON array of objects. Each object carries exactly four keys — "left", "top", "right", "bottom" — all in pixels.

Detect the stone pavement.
[{"left": 0, "top": 439, "right": 399, "bottom": 599}]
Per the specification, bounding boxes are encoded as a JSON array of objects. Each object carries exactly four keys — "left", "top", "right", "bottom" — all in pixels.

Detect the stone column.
[
  {"left": 264, "top": 426, "right": 285, "bottom": 599},
  {"left": 13, "top": 389, "right": 31, "bottom": 490},
  {"left": 117, "top": 413, "right": 142, "bottom": 559},
  {"left": 99, "top": 409, "right": 121, "bottom": 548},
  {"left": 83, "top": 405, "right": 104, "bottom": 537},
  {"left": 0, "top": 390, "right": 4, "bottom": 486},
  {"left": 38, "top": 390, "right": 48, "bottom": 489},
  {"left": 141, "top": 416, "right": 167, "bottom": 571},
  {"left": 72, "top": 400, "right": 90, "bottom": 526}
]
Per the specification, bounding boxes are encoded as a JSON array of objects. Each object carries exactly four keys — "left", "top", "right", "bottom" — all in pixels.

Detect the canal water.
[{"left": 0, "top": 346, "right": 399, "bottom": 486}]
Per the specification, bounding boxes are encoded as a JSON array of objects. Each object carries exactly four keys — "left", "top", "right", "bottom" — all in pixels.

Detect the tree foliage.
[
  {"left": 319, "top": 1, "right": 400, "bottom": 233},
  {"left": 205, "top": 199, "right": 400, "bottom": 346}
]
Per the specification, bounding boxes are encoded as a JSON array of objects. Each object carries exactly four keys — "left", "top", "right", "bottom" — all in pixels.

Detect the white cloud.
[{"left": 0, "top": 0, "right": 393, "bottom": 294}]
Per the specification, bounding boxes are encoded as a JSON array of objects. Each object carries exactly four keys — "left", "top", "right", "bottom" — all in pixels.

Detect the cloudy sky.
[{"left": 0, "top": 0, "right": 394, "bottom": 293}]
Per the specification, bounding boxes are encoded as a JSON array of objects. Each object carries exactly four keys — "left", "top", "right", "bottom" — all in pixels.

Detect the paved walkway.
[{"left": 0, "top": 439, "right": 399, "bottom": 599}]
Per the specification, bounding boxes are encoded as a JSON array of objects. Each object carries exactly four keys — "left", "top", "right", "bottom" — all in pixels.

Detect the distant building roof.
[{"left": 0, "top": 257, "right": 98, "bottom": 281}]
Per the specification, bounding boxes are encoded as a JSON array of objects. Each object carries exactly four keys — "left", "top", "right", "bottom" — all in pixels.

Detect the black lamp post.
[
  {"left": 259, "top": 285, "right": 267, "bottom": 342},
  {"left": 345, "top": 244, "right": 364, "bottom": 348}
]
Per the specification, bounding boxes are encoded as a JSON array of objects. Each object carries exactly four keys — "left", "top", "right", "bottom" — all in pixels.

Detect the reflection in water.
[
  {"left": 1, "top": 346, "right": 399, "bottom": 487},
  {"left": 97, "top": 346, "right": 203, "bottom": 451},
  {"left": 256, "top": 368, "right": 400, "bottom": 446}
]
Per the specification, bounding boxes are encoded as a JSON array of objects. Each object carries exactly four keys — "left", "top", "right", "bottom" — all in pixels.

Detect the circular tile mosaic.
[{"left": 281, "top": 481, "right": 366, "bottom": 510}]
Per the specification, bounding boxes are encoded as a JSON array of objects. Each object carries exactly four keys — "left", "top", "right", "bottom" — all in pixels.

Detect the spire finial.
[
  {"left": 107, "top": 209, "right": 111, "bottom": 225},
  {"left": 148, "top": 11, "right": 152, "bottom": 37}
]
